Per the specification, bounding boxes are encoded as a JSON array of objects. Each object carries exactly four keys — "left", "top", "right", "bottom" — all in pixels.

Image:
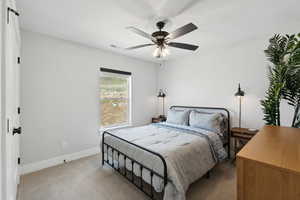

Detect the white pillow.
[
  {"left": 189, "top": 110, "right": 223, "bottom": 133},
  {"left": 166, "top": 109, "right": 190, "bottom": 126}
]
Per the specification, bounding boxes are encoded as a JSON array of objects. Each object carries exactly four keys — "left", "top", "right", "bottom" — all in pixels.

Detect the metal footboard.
[{"left": 102, "top": 131, "right": 168, "bottom": 200}]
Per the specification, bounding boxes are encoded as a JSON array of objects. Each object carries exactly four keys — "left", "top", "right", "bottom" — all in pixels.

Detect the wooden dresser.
[{"left": 237, "top": 125, "right": 300, "bottom": 200}]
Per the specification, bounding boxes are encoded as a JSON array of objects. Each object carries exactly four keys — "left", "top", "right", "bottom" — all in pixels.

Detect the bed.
[{"left": 101, "top": 106, "right": 230, "bottom": 200}]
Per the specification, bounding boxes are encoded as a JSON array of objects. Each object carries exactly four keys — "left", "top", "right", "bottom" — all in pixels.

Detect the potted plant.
[{"left": 261, "top": 33, "right": 300, "bottom": 127}]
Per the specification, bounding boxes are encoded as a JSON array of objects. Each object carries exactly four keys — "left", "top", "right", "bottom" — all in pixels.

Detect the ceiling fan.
[{"left": 126, "top": 21, "right": 199, "bottom": 58}]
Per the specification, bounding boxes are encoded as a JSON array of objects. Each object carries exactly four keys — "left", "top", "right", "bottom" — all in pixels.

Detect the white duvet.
[{"left": 101, "top": 123, "right": 227, "bottom": 200}]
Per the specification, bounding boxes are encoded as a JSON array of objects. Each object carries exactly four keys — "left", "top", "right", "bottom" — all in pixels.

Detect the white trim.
[
  {"left": 98, "top": 124, "right": 132, "bottom": 135},
  {"left": 100, "top": 122, "right": 130, "bottom": 130},
  {"left": 20, "top": 147, "right": 100, "bottom": 175},
  {"left": 128, "top": 75, "right": 132, "bottom": 125}
]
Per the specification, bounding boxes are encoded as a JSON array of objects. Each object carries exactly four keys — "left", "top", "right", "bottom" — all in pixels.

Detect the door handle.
[{"left": 12, "top": 127, "right": 21, "bottom": 135}]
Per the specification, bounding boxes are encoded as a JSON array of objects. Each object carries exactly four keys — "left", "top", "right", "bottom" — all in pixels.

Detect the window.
[{"left": 100, "top": 68, "right": 131, "bottom": 128}]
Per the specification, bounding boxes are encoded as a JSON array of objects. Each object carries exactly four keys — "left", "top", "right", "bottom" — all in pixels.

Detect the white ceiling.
[{"left": 18, "top": 0, "right": 300, "bottom": 63}]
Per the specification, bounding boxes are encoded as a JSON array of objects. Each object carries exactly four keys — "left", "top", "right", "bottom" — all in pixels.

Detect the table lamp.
[
  {"left": 235, "top": 83, "right": 245, "bottom": 128},
  {"left": 157, "top": 89, "right": 166, "bottom": 119}
]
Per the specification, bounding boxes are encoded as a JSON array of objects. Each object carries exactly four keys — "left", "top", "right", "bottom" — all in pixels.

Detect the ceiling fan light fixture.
[
  {"left": 164, "top": 46, "right": 170, "bottom": 55},
  {"left": 153, "top": 46, "right": 170, "bottom": 58},
  {"left": 153, "top": 47, "right": 160, "bottom": 58},
  {"left": 161, "top": 47, "right": 169, "bottom": 57}
]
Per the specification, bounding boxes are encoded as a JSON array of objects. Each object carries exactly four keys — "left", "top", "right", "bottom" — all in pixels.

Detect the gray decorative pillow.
[
  {"left": 166, "top": 109, "right": 190, "bottom": 126},
  {"left": 189, "top": 110, "right": 224, "bottom": 133}
]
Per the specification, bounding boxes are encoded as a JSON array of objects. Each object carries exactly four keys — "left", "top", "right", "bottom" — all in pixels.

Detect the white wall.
[
  {"left": 20, "top": 30, "right": 158, "bottom": 165},
  {"left": 158, "top": 36, "right": 294, "bottom": 129}
]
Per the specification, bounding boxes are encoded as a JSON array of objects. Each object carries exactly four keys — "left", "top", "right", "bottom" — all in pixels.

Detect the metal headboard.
[{"left": 170, "top": 106, "right": 231, "bottom": 159}]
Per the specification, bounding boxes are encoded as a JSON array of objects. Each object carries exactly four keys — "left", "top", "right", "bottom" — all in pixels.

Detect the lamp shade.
[
  {"left": 157, "top": 89, "right": 166, "bottom": 98},
  {"left": 235, "top": 83, "right": 245, "bottom": 97}
]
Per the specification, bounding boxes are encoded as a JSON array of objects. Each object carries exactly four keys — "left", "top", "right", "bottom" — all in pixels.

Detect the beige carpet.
[{"left": 19, "top": 154, "right": 236, "bottom": 200}]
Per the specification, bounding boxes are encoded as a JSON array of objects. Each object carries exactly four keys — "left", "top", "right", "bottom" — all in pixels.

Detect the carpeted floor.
[{"left": 19, "top": 154, "right": 236, "bottom": 200}]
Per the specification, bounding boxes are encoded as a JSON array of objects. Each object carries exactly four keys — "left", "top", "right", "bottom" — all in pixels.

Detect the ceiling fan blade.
[
  {"left": 168, "top": 42, "right": 199, "bottom": 51},
  {"left": 126, "top": 27, "right": 156, "bottom": 42},
  {"left": 166, "top": 23, "right": 198, "bottom": 40},
  {"left": 126, "top": 44, "right": 155, "bottom": 50}
]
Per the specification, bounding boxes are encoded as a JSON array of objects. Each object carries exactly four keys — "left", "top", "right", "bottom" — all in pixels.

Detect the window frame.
[{"left": 99, "top": 70, "right": 132, "bottom": 129}]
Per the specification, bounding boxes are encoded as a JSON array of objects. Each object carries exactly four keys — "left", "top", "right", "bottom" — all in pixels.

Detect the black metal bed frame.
[
  {"left": 102, "top": 131, "right": 167, "bottom": 199},
  {"left": 101, "top": 106, "right": 231, "bottom": 200}
]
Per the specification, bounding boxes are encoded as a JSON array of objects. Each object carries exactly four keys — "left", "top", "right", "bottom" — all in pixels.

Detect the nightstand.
[
  {"left": 151, "top": 117, "right": 166, "bottom": 123},
  {"left": 231, "top": 127, "right": 258, "bottom": 159}
]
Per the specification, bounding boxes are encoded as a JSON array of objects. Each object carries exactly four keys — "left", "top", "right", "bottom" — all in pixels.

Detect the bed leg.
[
  {"left": 205, "top": 171, "right": 211, "bottom": 179},
  {"left": 102, "top": 132, "right": 105, "bottom": 167},
  {"left": 101, "top": 146, "right": 104, "bottom": 167}
]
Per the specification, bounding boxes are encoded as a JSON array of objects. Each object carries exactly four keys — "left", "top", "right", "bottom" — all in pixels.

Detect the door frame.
[
  {"left": 0, "top": 0, "right": 4, "bottom": 198},
  {"left": 1, "top": 0, "right": 21, "bottom": 199}
]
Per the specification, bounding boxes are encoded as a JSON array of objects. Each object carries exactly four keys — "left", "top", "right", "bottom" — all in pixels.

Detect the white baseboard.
[{"left": 20, "top": 147, "right": 100, "bottom": 175}]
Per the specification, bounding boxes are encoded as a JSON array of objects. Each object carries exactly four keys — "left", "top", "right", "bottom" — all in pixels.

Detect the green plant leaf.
[{"left": 262, "top": 33, "right": 300, "bottom": 127}]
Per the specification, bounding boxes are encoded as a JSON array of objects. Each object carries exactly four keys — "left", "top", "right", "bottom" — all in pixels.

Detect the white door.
[{"left": 4, "top": 0, "right": 21, "bottom": 199}]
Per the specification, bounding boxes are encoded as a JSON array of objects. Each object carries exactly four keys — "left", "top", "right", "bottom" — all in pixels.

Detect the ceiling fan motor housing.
[
  {"left": 152, "top": 31, "right": 169, "bottom": 40},
  {"left": 156, "top": 21, "right": 166, "bottom": 30},
  {"left": 152, "top": 21, "right": 170, "bottom": 45}
]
